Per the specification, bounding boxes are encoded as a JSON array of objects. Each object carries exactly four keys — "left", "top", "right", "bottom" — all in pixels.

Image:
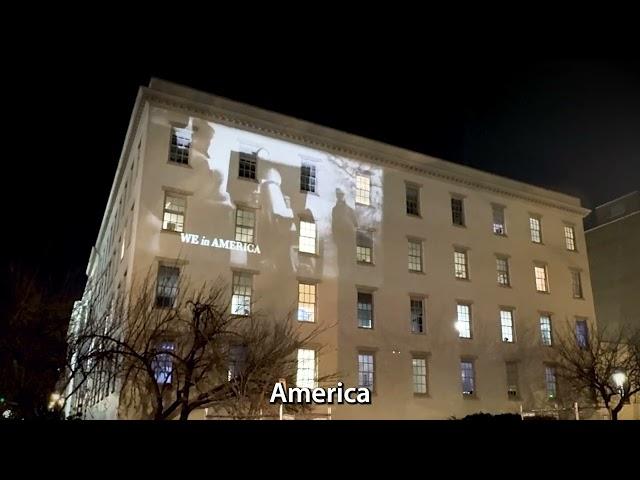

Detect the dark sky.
[{"left": 7, "top": 52, "right": 640, "bottom": 298}]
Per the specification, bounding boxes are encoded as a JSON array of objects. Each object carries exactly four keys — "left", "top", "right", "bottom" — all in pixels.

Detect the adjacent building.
[{"left": 66, "top": 79, "right": 597, "bottom": 419}]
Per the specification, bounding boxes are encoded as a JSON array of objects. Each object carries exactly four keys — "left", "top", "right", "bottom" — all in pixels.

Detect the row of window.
[
  {"left": 156, "top": 267, "right": 589, "bottom": 345},
  {"left": 167, "top": 127, "right": 580, "bottom": 250},
  {"left": 161, "top": 195, "right": 585, "bottom": 297},
  {"left": 152, "top": 339, "right": 559, "bottom": 401}
]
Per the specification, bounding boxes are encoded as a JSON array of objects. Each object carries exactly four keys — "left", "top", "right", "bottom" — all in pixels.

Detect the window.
[
  {"left": 576, "top": 319, "right": 589, "bottom": 348},
  {"left": 168, "top": 127, "right": 191, "bottom": 165},
  {"left": 234, "top": 208, "right": 256, "bottom": 244},
  {"left": 540, "top": 315, "right": 553, "bottom": 346},
  {"left": 239, "top": 152, "right": 257, "bottom": 180},
  {"left": 357, "top": 292, "right": 373, "bottom": 329},
  {"left": 412, "top": 357, "right": 427, "bottom": 394},
  {"left": 355, "top": 174, "right": 371, "bottom": 206},
  {"left": 456, "top": 303, "right": 472, "bottom": 339},
  {"left": 461, "top": 360, "right": 475, "bottom": 396},
  {"left": 408, "top": 240, "right": 423, "bottom": 272},
  {"left": 529, "top": 216, "right": 542, "bottom": 243},
  {"left": 506, "top": 362, "right": 519, "bottom": 399},
  {"left": 300, "top": 162, "right": 317, "bottom": 193},
  {"left": 162, "top": 193, "right": 186, "bottom": 232},
  {"left": 231, "top": 272, "right": 253, "bottom": 315},
  {"left": 451, "top": 198, "right": 465, "bottom": 226},
  {"left": 410, "top": 298, "right": 424, "bottom": 334},
  {"left": 406, "top": 184, "right": 420, "bottom": 216},
  {"left": 534, "top": 265, "right": 549, "bottom": 292},
  {"left": 571, "top": 270, "right": 583, "bottom": 299},
  {"left": 156, "top": 265, "right": 179, "bottom": 308},
  {"left": 358, "top": 353, "right": 374, "bottom": 390},
  {"left": 153, "top": 342, "right": 175, "bottom": 384},
  {"left": 297, "top": 282, "right": 316, "bottom": 322},
  {"left": 564, "top": 225, "right": 576, "bottom": 251},
  {"left": 496, "top": 256, "right": 510, "bottom": 286},
  {"left": 545, "top": 366, "right": 557, "bottom": 399},
  {"left": 296, "top": 349, "right": 317, "bottom": 388},
  {"left": 492, "top": 205, "right": 506, "bottom": 235},
  {"left": 356, "top": 230, "right": 373, "bottom": 263},
  {"left": 227, "top": 345, "right": 247, "bottom": 381},
  {"left": 298, "top": 220, "right": 317, "bottom": 254},
  {"left": 454, "top": 249, "right": 469, "bottom": 279},
  {"left": 500, "top": 309, "right": 515, "bottom": 343}
]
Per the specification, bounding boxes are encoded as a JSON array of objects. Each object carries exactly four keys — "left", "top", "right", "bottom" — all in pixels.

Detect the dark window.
[
  {"left": 153, "top": 342, "right": 175, "bottom": 384},
  {"left": 300, "top": 163, "right": 316, "bottom": 193},
  {"left": 239, "top": 152, "right": 257, "bottom": 180},
  {"left": 451, "top": 198, "right": 465, "bottom": 226},
  {"left": 576, "top": 319, "right": 589, "bottom": 348},
  {"left": 156, "top": 266, "right": 179, "bottom": 307},
  {"left": 406, "top": 185, "right": 420, "bottom": 216},
  {"left": 169, "top": 128, "right": 191, "bottom": 165},
  {"left": 411, "top": 298, "right": 424, "bottom": 333},
  {"left": 357, "top": 292, "right": 373, "bottom": 328}
]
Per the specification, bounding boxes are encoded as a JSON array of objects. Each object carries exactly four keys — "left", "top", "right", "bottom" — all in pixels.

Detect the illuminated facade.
[{"left": 67, "top": 79, "right": 597, "bottom": 419}]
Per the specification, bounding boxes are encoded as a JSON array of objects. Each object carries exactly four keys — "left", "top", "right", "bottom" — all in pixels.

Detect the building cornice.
[{"left": 141, "top": 80, "right": 590, "bottom": 217}]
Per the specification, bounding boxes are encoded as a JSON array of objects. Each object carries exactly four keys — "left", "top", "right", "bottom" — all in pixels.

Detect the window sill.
[
  {"left": 462, "top": 394, "right": 478, "bottom": 400},
  {"left": 531, "top": 241, "right": 545, "bottom": 246},
  {"left": 161, "top": 229, "right": 183, "bottom": 235},
  {"left": 355, "top": 202, "right": 375, "bottom": 209},
  {"left": 167, "top": 161, "right": 193, "bottom": 169},
  {"left": 407, "top": 213, "right": 422, "bottom": 219},
  {"left": 237, "top": 176, "right": 259, "bottom": 184},
  {"left": 507, "top": 396, "right": 521, "bottom": 402},
  {"left": 501, "top": 341, "right": 516, "bottom": 345},
  {"left": 357, "top": 261, "right": 375, "bottom": 267},
  {"left": 411, "top": 331, "right": 426, "bottom": 335},
  {"left": 298, "top": 251, "right": 319, "bottom": 258},
  {"left": 455, "top": 276, "right": 471, "bottom": 282},
  {"left": 409, "top": 270, "right": 425, "bottom": 275},
  {"left": 413, "top": 392, "right": 430, "bottom": 398},
  {"left": 458, "top": 336, "right": 473, "bottom": 341},
  {"left": 452, "top": 223, "right": 467, "bottom": 229},
  {"left": 300, "top": 189, "right": 319, "bottom": 196},
  {"left": 573, "top": 296, "right": 585, "bottom": 301},
  {"left": 498, "top": 284, "right": 512, "bottom": 288},
  {"left": 358, "top": 326, "right": 374, "bottom": 330},
  {"left": 536, "top": 290, "right": 551, "bottom": 295},
  {"left": 493, "top": 232, "right": 508, "bottom": 237}
]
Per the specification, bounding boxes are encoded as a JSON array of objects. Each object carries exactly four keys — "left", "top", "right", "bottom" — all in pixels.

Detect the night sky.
[{"left": 7, "top": 53, "right": 639, "bottom": 299}]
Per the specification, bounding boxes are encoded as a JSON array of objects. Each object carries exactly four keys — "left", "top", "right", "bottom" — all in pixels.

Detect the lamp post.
[{"left": 612, "top": 370, "right": 627, "bottom": 398}]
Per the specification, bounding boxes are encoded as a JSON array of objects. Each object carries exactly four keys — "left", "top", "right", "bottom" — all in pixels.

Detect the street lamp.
[{"left": 611, "top": 370, "right": 627, "bottom": 398}]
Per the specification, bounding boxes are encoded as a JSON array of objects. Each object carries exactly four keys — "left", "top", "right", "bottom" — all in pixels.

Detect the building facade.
[{"left": 66, "top": 79, "right": 597, "bottom": 420}]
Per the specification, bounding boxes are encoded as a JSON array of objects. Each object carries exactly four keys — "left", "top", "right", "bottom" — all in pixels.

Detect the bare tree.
[
  {"left": 63, "top": 271, "right": 333, "bottom": 420},
  {"left": 552, "top": 322, "right": 640, "bottom": 420}
]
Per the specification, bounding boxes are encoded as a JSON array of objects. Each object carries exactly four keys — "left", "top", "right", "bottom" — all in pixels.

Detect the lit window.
[
  {"left": 406, "top": 184, "right": 420, "bottom": 216},
  {"left": 529, "top": 216, "right": 542, "bottom": 243},
  {"left": 412, "top": 357, "right": 427, "bottom": 394},
  {"left": 355, "top": 174, "right": 371, "bottom": 206},
  {"left": 227, "top": 345, "right": 247, "bottom": 381},
  {"left": 500, "top": 309, "right": 515, "bottom": 343},
  {"left": 461, "top": 360, "right": 475, "bottom": 396},
  {"left": 298, "top": 220, "right": 317, "bottom": 254},
  {"left": 571, "top": 270, "right": 583, "bottom": 299},
  {"left": 534, "top": 265, "right": 549, "bottom": 292},
  {"left": 300, "top": 163, "right": 316, "bottom": 193},
  {"left": 162, "top": 193, "right": 186, "bottom": 232},
  {"left": 296, "top": 349, "right": 317, "bottom": 388},
  {"left": 451, "top": 198, "right": 465, "bottom": 226},
  {"left": 540, "top": 315, "right": 553, "bottom": 346},
  {"left": 496, "top": 256, "right": 510, "bottom": 286},
  {"left": 492, "top": 205, "right": 506, "bottom": 235},
  {"left": 564, "top": 225, "right": 576, "bottom": 251},
  {"left": 358, "top": 353, "right": 374, "bottom": 390},
  {"left": 410, "top": 298, "right": 424, "bottom": 334},
  {"left": 545, "top": 366, "right": 557, "bottom": 399},
  {"left": 239, "top": 152, "right": 257, "bottom": 180},
  {"left": 456, "top": 303, "right": 472, "bottom": 339},
  {"left": 235, "top": 208, "right": 256, "bottom": 244},
  {"left": 408, "top": 240, "right": 423, "bottom": 272},
  {"left": 153, "top": 342, "right": 175, "bottom": 384},
  {"left": 356, "top": 230, "right": 373, "bottom": 263},
  {"left": 156, "top": 265, "right": 179, "bottom": 308},
  {"left": 297, "top": 282, "right": 316, "bottom": 322},
  {"left": 506, "top": 362, "right": 519, "bottom": 399},
  {"left": 576, "top": 319, "right": 589, "bottom": 348},
  {"left": 231, "top": 272, "right": 252, "bottom": 315},
  {"left": 454, "top": 249, "right": 468, "bottom": 279},
  {"left": 357, "top": 292, "right": 373, "bottom": 329},
  {"left": 168, "top": 127, "right": 191, "bottom": 165}
]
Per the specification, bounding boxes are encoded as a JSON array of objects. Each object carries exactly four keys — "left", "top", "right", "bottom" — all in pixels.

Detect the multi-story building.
[{"left": 66, "top": 78, "right": 597, "bottom": 420}]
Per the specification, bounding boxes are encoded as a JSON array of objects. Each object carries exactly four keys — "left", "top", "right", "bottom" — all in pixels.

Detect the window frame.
[
  {"left": 356, "top": 230, "right": 374, "bottom": 264},
  {"left": 300, "top": 162, "right": 317, "bottom": 193},
  {"left": 296, "top": 348, "right": 318, "bottom": 388},
  {"left": 357, "top": 291, "right": 374, "bottom": 329},
  {"left": 496, "top": 255, "right": 510, "bottom": 286},
  {"left": 238, "top": 152, "right": 258, "bottom": 181},
  {"left": 297, "top": 281, "right": 317, "bottom": 323},
  {"left": 492, "top": 204, "right": 507, "bottom": 235},
  {"left": 357, "top": 351, "right": 375, "bottom": 392},
  {"left": 168, "top": 127, "right": 192, "bottom": 166},
  {"left": 451, "top": 197, "right": 466, "bottom": 227},
  {"left": 456, "top": 302, "right": 473, "bottom": 339},
  {"left": 454, "top": 248, "right": 469, "bottom": 280},
  {"left": 410, "top": 297, "right": 425, "bottom": 334},
  {"left": 529, "top": 215, "right": 543, "bottom": 244},
  {"left": 460, "top": 359, "right": 476, "bottom": 397},
  {"left": 234, "top": 207, "right": 257, "bottom": 244},
  {"left": 231, "top": 271, "right": 253, "bottom": 316},
  {"left": 564, "top": 224, "right": 577, "bottom": 251},
  {"left": 298, "top": 218, "right": 317, "bottom": 255},
  {"left": 499, "top": 308, "right": 516, "bottom": 343},
  {"left": 534, "top": 263, "right": 550, "bottom": 293},
  {"left": 412, "top": 355, "right": 428, "bottom": 395},
  {"left": 162, "top": 192, "right": 186, "bottom": 233},
  {"left": 405, "top": 182, "right": 421, "bottom": 217},
  {"left": 355, "top": 173, "right": 371, "bottom": 206},
  {"left": 408, "top": 238, "right": 424, "bottom": 273},
  {"left": 539, "top": 314, "right": 553, "bottom": 346},
  {"left": 155, "top": 264, "right": 180, "bottom": 308}
]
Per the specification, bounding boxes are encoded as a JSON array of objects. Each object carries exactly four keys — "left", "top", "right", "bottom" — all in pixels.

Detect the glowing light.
[{"left": 612, "top": 371, "right": 627, "bottom": 389}]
